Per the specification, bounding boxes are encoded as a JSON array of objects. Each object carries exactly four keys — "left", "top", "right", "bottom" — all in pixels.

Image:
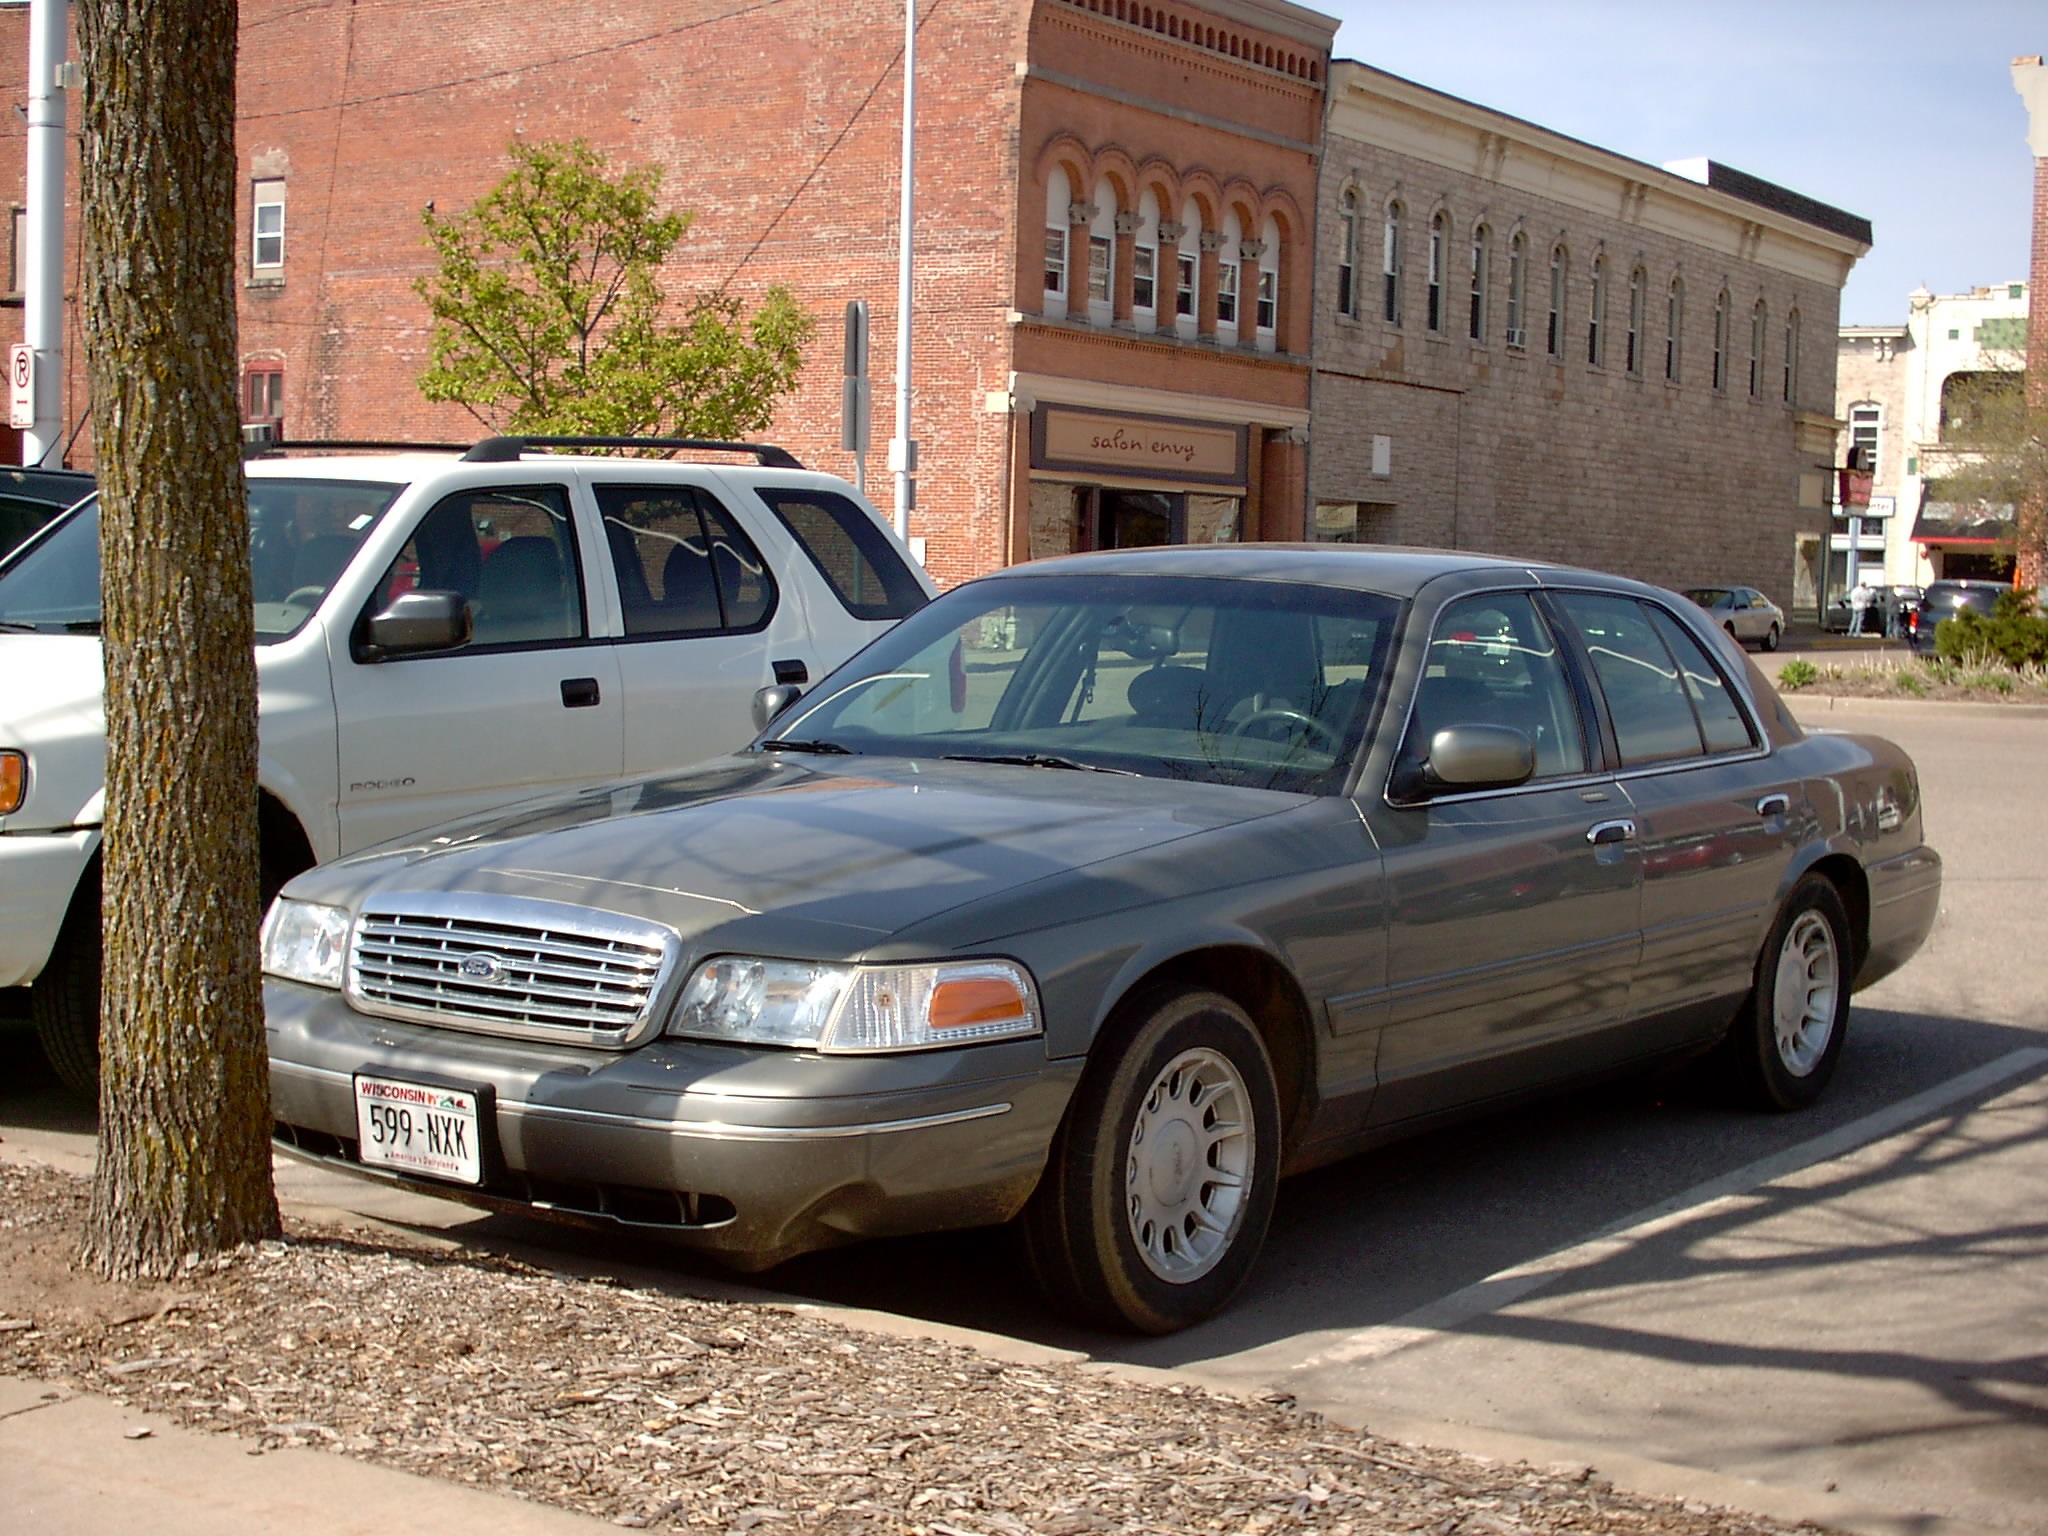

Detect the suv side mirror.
[
  {"left": 357, "top": 590, "right": 472, "bottom": 661},
  {"left": 752, "top": 683, "right": 804, "bottom": 732}
]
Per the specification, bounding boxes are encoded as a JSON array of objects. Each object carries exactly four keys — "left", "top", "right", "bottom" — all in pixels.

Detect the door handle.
[
  {"left": 1586, "top": 818, "right": 1635, "bottom": 846},
  {"left": 560, "top": 677, "right": 601, "bottom": 709},
  {"left": 1756, "top": 793, "right": 1790, "bottom": 818},
  {"left": 772, "top": 659, "right": 810, "bottom": 686}
]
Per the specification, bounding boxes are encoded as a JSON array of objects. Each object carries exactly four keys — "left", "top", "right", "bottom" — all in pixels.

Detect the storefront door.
[{"left": 1097, "top": 489, "right": 1185, "bottom": 548}]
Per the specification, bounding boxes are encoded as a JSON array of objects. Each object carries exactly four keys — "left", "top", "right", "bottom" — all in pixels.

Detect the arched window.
[
  {"left": 1043, "top": 166, "right": 1072, "bottom": 320},
  {"left": 1749, "top": 299, "right": 1767, "bottom": 396},
  {"left": 1216, "top": 210, "right": 1242, "bottom": 339},
  {"left": 1711, "top": 288, "right": 1730, "bottom": 390},
  {"left": 1783, "top": 306, "right": 1801, "bottom": 404},
  {"left": 1505, "top": 231, "right": 1527, "bottom": 347},
  {"left": 1381, "top": 200, "right": 1403, "bottom": 325},
  {"left": 1174, "top": 205, "right": 1202, "bottom": 338},
  {"left": 1468, "top": 224, "right": 1489, "bottom": 342},
  {"left": 1664, "top": 276, "right": 1684, "bottom": 382},
  {"left": 1626, "top": 266, "right": 1646, "bottom": 374},
  {"left": 1849, "top": 401, "right": 1881, "bottom": 475},
  {"left": 1255, "top": 215, "right": 1280, "bottom": 350},
  {"left": 1546, "top": 244, "right": 1567, "bottom": 357},
  {"left": 1426, "top": 211, "right": 1447, "bottom": 332},
  {"left": 1133, "top": 189, "right": 1162, "bottom": 321},
  {"left": 1588, "top": 255, "right": 1608, "bottom": 366},
  {"left": 1336, "top": 188, "right": 1358, "bottom": 318},
  {"left": 1086, "top": 191, "right": 1116, "bottom": 327}
]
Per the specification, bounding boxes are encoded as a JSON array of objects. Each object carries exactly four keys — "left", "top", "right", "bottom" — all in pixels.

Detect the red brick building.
[{"left": 1, "top": 0, "right": 1335, "bottom": 586}]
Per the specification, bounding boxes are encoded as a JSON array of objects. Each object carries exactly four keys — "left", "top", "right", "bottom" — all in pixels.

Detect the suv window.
[
  {"left": 371, "top": 485, "right": 583, "bottom": 650},
  {"left": 1406, "top": 593, "right": 1588, "bottom": 778},
  {"left": 756, "top": 486, "right": 929, "bottom": 621},
  {"left": 595, "top": 484, "right": 776, "bottom": 638}
]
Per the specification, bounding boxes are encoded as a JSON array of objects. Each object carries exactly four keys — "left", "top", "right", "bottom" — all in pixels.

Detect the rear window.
[{"left": 755, "top": 487, "right": 928, "bottom": 621}]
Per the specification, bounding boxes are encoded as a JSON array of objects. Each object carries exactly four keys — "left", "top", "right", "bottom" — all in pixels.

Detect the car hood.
[{"left": 288, "top": 754, "right": 1312, "bottom": 957}]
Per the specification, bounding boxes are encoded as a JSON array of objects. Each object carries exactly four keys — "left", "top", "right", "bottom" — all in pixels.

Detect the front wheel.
[
  {"left": 32, "top": 894, "right": 102, "bottom": 1100},
  {"left": 1023, "top": 988, "right": 1281, "bottom": 1333},
  {"left": 1762, "top": 623, "right": 1781, "bottom": 652},
  {"left": 1727, "top": 875, "right": 1851, "bottom": 1110}
]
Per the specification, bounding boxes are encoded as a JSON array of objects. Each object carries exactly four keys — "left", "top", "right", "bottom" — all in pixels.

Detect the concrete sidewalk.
[{"left": 2, "top": 1376, "right": 614, "bottom": 1535}]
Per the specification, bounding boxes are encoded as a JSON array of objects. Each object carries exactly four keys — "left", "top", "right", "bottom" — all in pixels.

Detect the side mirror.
[
  {"left": 1424, "top": 724, "right": 1534, "bottom": 791},
  {"left": 358, "top": 589, "right": 471, "bottom": 661},
  {"left": 751, "top": 683, "right": 804, "bottom": 733}
]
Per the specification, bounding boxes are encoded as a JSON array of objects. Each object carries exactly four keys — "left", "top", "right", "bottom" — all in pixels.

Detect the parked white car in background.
[
  {"left": 1681, "top": 585, "right": 1785, "bottom": 651},
  {"left": 0, "top": 436, "right": 933, "bottom": 1095}
]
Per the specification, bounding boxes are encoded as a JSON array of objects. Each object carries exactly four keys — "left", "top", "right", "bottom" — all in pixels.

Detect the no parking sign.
[{"left": 7, "top": 344, "right": 32, "bottom": 430}]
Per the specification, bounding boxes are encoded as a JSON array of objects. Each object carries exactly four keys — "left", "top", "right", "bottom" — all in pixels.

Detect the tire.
[
  {"left": 1762, "top": 623, "right": 1780, "bottom": 652},
  {"left": 31, "top": 885, "right": 103, "bottom": 1102},
  {"left": 1022, "top": 988, "right": 1281, "bottom": 1334},
  {"left": 1727, "top": 875, "right": 1851, "bottom": 1110}
]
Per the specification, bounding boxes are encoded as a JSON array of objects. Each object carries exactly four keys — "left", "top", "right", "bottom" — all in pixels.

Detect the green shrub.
[
  {"left": 1937, "top": 587, "right": 2048, "bottom": 668},
  {"left": 1894, "top": 670, "right": 1927, "bottom": 696},
  {"left": 1776, "top": 659, "right": 1819, "bottom": 691}
]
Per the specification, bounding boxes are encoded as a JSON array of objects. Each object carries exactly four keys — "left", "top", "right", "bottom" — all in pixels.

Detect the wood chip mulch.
[{"left": 0, "top": 1159, "right": 1829, "bottom": 1535}]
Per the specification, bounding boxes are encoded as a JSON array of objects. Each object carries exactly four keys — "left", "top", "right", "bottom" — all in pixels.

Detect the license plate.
[{"left": 353, "top": 1075, "right": 483, "bottom": 1185}]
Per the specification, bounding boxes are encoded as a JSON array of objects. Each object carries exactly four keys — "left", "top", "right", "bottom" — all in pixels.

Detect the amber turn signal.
[
  {"left": 0, "top": 751, "right": 25, "bottom": 816},
  {"left": 928, "top": 975, "right": 1028, "bottom": 1030}
]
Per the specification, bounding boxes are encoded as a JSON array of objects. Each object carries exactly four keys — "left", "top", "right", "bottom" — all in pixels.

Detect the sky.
[{"left": 1313, "top": 0, "right": 2040, "bottom": 326}]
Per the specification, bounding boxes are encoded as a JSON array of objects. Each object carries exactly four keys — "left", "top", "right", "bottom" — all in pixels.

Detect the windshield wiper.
[
  {"left": 759, "top": 737, "right": 856, "bottom": 755},
  {"left": 943, "top": 752, "right": 1139, "bottom": 776}
]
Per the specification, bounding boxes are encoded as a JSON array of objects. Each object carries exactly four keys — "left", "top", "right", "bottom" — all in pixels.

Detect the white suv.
[{"left": 0, "top": 436, "right": 934, "bottom": 1093}]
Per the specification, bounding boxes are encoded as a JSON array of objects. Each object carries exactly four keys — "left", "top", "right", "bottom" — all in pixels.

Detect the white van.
[{"left": 0, "top": 437, "right": 934, "bottom": 1093}]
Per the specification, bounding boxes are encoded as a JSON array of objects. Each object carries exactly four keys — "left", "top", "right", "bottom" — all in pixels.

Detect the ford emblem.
[{"left": 460, "top": 952, "right": 507, "bottom": 983}]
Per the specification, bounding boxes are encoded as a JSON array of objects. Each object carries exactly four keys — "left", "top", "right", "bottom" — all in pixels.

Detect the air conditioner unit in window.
[{"left": 1504, "top": 326, "right": 1528, "bottom": 349}]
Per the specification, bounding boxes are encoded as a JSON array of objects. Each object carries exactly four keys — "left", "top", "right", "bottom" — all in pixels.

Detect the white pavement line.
[{"left": 1293, "top": 1047, "right": 2048, "bottom": 1371}]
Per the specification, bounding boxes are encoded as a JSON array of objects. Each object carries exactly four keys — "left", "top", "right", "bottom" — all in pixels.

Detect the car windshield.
[
  {"left": 760, "top": 572, "right": 1400, "bottom": 794},
  {"left": 0, "top": 479, "right": 404, "bottom": 642},
  {"left": 1683, "top": 588, "right": 1731, "bottom": 606}
]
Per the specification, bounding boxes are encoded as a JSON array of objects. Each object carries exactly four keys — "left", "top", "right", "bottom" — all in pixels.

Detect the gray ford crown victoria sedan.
[{"left": 265, "top": 546, "right": 1941, "bottom": 1333}]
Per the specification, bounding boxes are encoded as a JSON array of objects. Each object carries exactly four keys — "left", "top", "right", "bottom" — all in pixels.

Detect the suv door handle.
[
  {"left": 772, "top": 659, "right": 809, "bottom": 686},
  {"left": 560, "top": 677, "right": 601, "bottom": 709},
  {"left": 1586, "top": 819, "right": 1635, "bottom": 846}
]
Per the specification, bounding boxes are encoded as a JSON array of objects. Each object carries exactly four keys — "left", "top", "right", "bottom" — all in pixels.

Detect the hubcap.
[
  {"left": 1772, "top": 910, "right": 1840, "bottom": 1076},
  {"left": 1124, "top": 1046, "right": 1253, "bottom": 1284}
]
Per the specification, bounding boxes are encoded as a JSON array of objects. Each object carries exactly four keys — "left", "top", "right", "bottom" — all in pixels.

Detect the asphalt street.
[{"left": 3, "top": 694, "right": 2042, "bottom": 1534}]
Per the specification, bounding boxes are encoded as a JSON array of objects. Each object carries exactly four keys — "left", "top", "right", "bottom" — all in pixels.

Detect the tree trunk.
[{"left": 76, "top": 0, "right": 279, "bottom": 1279}]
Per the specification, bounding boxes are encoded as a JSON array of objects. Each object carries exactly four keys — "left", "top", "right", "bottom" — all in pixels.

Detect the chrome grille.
[{"left": 346, "top": 893, "right": 678, "bottom": 1046}]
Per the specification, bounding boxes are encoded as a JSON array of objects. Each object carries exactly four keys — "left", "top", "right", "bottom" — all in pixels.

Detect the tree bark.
[{"left": 76, "top": 0, "right": 279, "bottom": 1279}]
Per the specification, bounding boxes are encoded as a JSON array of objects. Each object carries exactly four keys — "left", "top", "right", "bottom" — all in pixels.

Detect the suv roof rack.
[
  {"left": 460, "top": 435, "right": 806, "bottom": 469},
  {"left": 246, "top": 439, "right": 472, "bottom": 458}
]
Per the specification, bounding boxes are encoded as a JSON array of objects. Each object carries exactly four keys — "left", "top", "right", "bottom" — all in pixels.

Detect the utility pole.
[
  {"left": 889, "top": 0, "right": 916, "bottom": 546},
  {"left": 23, "top": 0, "right": 70, "bottom": 466}
]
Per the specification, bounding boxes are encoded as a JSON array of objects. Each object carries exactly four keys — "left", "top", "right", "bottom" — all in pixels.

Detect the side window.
[
  {"left": 754, "top": 486, "right": 928, "bottom": 621},
  {"left": 375, "top": 485, "right": 581, "bottom": 650},
  {"left": 1406, "top": 593, "right": 1587, "bottom": 778},
  {"left": 1647, "top": 605, "right": 1755, "bottom": 754},
  {"left": 594, "top": 484, "right": 776, "bottom": 638},
  {"left": 1555, "top": 593, "right": 1704, "bottom": 765}
]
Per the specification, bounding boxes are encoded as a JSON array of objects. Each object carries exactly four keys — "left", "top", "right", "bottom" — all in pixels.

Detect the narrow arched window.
[
  {"left": 1216, "top": 210, "right": 1242, "bottom": 336},
  {"left": 1749, "top": 299, "right": 1767, "bottom": 396},
  {"left": 1381, "top": 200, "right": 1404, "bottom": 325},
  {"left": 1626, "top": 267, "right": 1646, "bottom": 374},
  {"left": 1043, "top": 166, "right": 1072, "bottom": 320},
  {"left": 1664, "top": 277, "right": 1684, "bottom": 382},
  {"left": 1504, "top": 231, "right": 1527, "bottom": 347},
  {"left": 1426, "top": 211, "right": 1447, "bottom": 332},
  {"left": 1255, "top": 215, "right": 1280, "bottom": 349},
  {"left": 1336, "top": 189, "right": 1358, "bottom": 318},
  {"left": 1546, "top": 245, "right": 1567, "bottom": 357},
  {"left": 1712, "top": 289, "right": 1730, "bottom": 390},
  {"left": 1133, "top": 189, "right": 1161, "bottom": 320},
  {"left": 1783, "top": 307, "right": 1801, "bottom": 403},
  {"left": 1469, "top": 225, "right": 1489, "bottom": 342},
  {"left": 1588, "top": 255, "right": 1607, "bottom": 366}
]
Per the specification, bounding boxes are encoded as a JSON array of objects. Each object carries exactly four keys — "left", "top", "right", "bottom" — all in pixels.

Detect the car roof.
[
  {"left": 241, "top": 449, "right": 849, "bottom": 488},
  {"left": 991, "top": 542, "right": 1657, "bottom": 602},
  {"left": 0, "top": 466, "right": 94, "bottom": 503}
]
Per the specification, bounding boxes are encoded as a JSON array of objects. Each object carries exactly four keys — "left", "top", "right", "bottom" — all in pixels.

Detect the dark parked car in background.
[
  {"left": 1909, "top": 579, "right": 2006, "bottom": 653},
  {"left": 263, "top": 545, "right": 1941, "bottom": 1333},
  {"left": 0, "top": 466, "right": 94, "bottom": 564}
]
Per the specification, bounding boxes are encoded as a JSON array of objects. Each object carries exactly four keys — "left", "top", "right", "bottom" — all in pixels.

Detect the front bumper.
[
  {"left": 1857, "top": 842, "right": 1942, "bottom": 991},
  {"left": 265, "top": 979, "right": 1080, "bottom": 1270},
  {"left": 0, "top": 827, "right": 98, "bottom": 988}
]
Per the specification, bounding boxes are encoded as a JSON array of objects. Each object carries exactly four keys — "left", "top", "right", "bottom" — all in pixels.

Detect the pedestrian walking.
[{"left": 1849, "top": 580, "right": 1872, "bottom": 636}]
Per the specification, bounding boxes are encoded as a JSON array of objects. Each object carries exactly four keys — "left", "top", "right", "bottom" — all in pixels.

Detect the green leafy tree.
[
  {"left": 416, "top": 140, "right": 813, "bottom": 439},
  {"left": 1925, "top": 350, "right": 2046, "bottom": 590}
]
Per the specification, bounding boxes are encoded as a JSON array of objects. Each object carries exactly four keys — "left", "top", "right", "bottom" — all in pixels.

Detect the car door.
[
  {"left": 1356, "top": 590, "right": 1642, "bottom": 1125},
  {"left": 330, "top": 481, "right": 624, "bottom": 852},
  {"left": 594, "top": 481, "right": 818, "bottom": 776},
  {"left": 1549, "top": 590, "right": 1800, "bottom": 1044}
]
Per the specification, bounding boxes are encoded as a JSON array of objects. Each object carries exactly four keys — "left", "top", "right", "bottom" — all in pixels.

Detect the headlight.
[
  {"left": 0, "top": 750, "right": 24, "bottom": 815},
  {"left": 260, "top": 898, "right": 352, "bottom": 989},
  {"left": 667, "top": 956, "right": 1040, "bottom": 1052}
]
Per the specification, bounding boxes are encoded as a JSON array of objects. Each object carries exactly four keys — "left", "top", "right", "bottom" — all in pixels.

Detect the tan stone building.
[{"left": 1309, "top": 62, "right": 1870, "bottom": 619}]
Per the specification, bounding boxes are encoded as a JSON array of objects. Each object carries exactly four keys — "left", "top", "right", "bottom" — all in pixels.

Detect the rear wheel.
[
  {"left": 1727, "top": 875, "right": 1851, "bottom": 1109},
  {"left": 1023, "top": 988, "right": 1281, "bottom": 1333}
]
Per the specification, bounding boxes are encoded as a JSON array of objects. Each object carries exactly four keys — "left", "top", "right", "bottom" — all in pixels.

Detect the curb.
[{"left": 1781, "top": 692, "right": 2048, "bottom": 720}]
